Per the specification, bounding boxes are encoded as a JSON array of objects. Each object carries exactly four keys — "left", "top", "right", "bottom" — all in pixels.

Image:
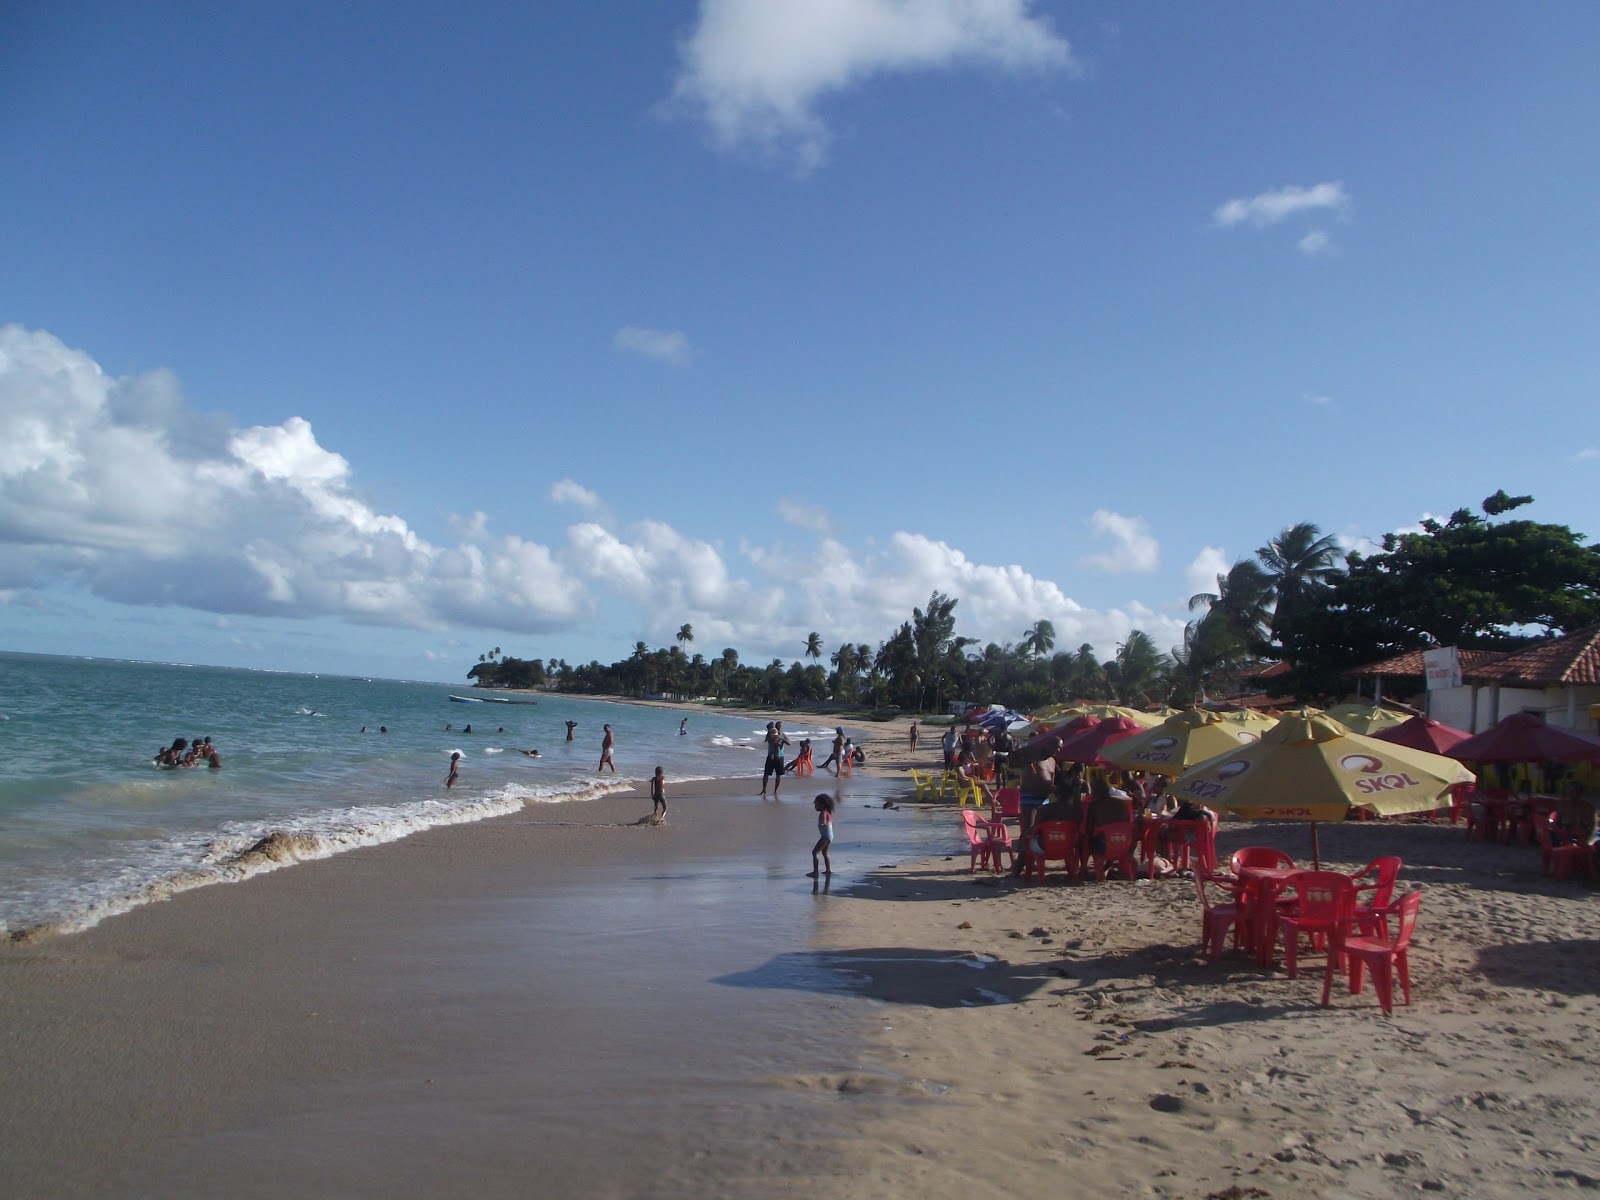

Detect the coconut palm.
[
  {"left": 1257, "top": 523, "right": 1344, "bottom": 658},
  {"left": 804, "top": 632, "right": 823, "bottom": 661},
  {"left": 1022, "top": 619, "right": 1056, "bottom": 660},
  {"left": 676, "top": 623, "right": 694, "bottom": 647},
  {"left": 1107, "top": 629, "right": 1171, "bottom": 707},
  {"left": 1189, "top": 558, "right": 1274, "bottom": 644}
]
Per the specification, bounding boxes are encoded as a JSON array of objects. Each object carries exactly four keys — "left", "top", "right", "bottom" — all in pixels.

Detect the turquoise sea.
[{"left": 0, "top": 651, "right": 842, "bottom": 937}]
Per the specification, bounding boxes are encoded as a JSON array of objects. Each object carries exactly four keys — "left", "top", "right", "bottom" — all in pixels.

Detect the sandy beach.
[{"left": 7, "top": 707, "right": 1600, "bottom": 1198}]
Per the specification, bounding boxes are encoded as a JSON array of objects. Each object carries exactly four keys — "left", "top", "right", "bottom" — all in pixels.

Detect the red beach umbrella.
[
  {"left": 1447, "top": 712, "right": 1600, "bottom": 765},
  {"left": 1021, "top": 714, "right": 1100, "bottom": 758},
  {"left": 1053, "top": 715, "right": 1147, "bottom": 766},
  {"left": 1371, "top": 715, "right": 1473, "bottom": 756}
]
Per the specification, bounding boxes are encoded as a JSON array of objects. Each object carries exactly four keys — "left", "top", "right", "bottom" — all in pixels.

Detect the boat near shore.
[{"left": 449, "top": 693, "right": 538, "bottom": 705}]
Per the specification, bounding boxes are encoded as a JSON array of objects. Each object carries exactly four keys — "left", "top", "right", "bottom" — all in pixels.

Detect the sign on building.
[{"left": 1422, "top": 646, "right": 1462, "bottom": 690}]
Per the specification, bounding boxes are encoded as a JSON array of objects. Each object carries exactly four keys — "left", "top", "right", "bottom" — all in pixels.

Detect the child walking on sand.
[
  {"left": 651, "top": 766, "right": 668, "bottom": 821},
  {"left": 807, "top": 792, "right": 835, "bottom": 877}
]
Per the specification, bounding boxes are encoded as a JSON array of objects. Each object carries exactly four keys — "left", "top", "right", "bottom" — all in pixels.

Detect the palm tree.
[
  {"left": 1110, "top": 629, "right": 1171, "bottom": 707},
  {"left": 804, "top": 632, "right": 822, "bottom": 662},
  {"left": 1189, "top": 559, "right": 1274, "bottom": 650},
  {"left": 1257, "top": 523, "right": 1344, "bottom": 659},
  {"left": 1022, "top": 619, "right": 1056, "bottom": 660},
  {"left": 676, "top": 623, "right": 694, "bottom": 647}
]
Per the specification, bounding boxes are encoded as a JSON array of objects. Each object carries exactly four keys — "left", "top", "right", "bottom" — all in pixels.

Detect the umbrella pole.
[{"left": 1311, "top": 821, "right": 1322, "bottom": 869}]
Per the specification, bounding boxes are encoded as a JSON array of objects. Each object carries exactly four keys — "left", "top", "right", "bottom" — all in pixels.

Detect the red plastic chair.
[
  {"left": 1195, "top": 872, "right": 1246, "bottom": 962},
  {"left": 1536, "top": 817, "right": 1594, "bottom": 882},
  {"left": 1348, "top": 856, "right": 1404, "bottom": 938},
  {"left": 1337, "top": 890, "right": 1423, "bottom": 1013},
  {"left": 993, "top": 787, "right": 1022, "bottom": 820},
  {"left": 1022, "top": 820, "right": 1081, "bottom": 885},
  {"left": 1277, "top": 871, "right": 1355, "bottom": 979},
  {"left": 1230, "top": 847, "right": 1295, "bottom": 874},
  {"left": 1090, "top": 821, "right": 1138, "bottom": 882},
  {"left": 961, "top": 809, "right": 1010, "bottom": 874},
  {"left": 1154, "top": 818, "right": 1216, "bottom": 879}
]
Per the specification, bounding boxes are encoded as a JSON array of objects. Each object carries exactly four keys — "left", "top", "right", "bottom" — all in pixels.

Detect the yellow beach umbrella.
[
  {"left": 1209, "top": 707, "right": 1281, "bottom": 726},
  {"left": 1170, "top": 712, "right": 1474, "bottom": 865},
  {"left": 1101, "top": 708, "right": 1263, "bottom": 777},
  {"left": 1324, "top": 703, "right": 1411, "bottom": 735}
]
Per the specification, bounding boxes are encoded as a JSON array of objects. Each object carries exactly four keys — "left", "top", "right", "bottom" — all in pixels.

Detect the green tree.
[
  {"left": 1276, "top": 491, "right": 1600, "bottom": 701},
  {"left": 1257, "top": 522, "right": 1344, "bottom": 661},
  {"left": 804, "top": 631, "right": 823, "bottom": 662},
  {"left": 676, "top": 623, "right": 694, "bottom": 647},
  {"left": 1022, "top": 619, "right": 1056, "bottom": 660}
]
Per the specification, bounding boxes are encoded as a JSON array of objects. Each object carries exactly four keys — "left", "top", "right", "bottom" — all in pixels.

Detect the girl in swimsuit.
[{"left": 808, "top": 793, "right": 836, "bottom": 877}]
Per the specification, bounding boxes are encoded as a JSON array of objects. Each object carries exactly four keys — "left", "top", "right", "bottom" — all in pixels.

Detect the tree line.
[{"left": 467, "top": 490, "right": 1600, "bottom": 714}]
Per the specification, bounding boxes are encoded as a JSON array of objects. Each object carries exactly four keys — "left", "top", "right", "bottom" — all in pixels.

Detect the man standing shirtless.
[{"left": 598, "top": 724, "right": 615, "bottom": 773}]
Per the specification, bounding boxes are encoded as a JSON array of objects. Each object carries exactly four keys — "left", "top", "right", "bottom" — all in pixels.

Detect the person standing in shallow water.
[
  {"left": 446, "top": 751, "right": 461, "bottom": 789},
  {"left": 598, "top": 724, "right": 616, "bottom": 773},
  {"left": 651, "top": 766, "right": 668, "bottom": 821},
  {"left": 807, "top": 792, "right": 835, "bottom": 877},
  {"left": 565, "top": 720, "right": 577, "bottom": 742}
]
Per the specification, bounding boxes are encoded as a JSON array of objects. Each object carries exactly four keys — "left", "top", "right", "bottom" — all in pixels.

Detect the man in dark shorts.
[
  {"left": 761, "top": 721, "right": 791, "bottom": 796},
  {"left": 1007, "top": 744, "right": 1058, "bottom": 876}
]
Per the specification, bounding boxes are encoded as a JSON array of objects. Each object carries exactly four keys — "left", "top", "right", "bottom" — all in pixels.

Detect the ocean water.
[{"left": 0, "top": 651, "right": 841, "bottom": 938}]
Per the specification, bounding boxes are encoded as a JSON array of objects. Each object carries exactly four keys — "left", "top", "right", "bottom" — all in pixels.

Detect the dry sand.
[
  {"left": 7, "top": 705, "right": 1599, "bottom": 1198},
  {"left": 791, "top": 806, "right": 1600, "bottom": 1200}
]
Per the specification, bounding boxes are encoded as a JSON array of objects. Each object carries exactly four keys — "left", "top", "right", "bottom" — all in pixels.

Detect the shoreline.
[
  {"left": 0, "top": 772, "right": 944, "bottom": 1198},
  {"left": 13, "top": 714, "right": 1597, "bottom": 1195}
]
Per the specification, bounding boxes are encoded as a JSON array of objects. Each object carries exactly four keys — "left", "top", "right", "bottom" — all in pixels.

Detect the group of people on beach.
[
  {"left": 153, "top": 736, "right": 221, "bottom": 769},
  {"left": 760, "top": 723, "right": 863, "bottom": 798}
]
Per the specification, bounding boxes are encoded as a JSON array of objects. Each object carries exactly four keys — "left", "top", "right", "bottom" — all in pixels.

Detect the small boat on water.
[
  {"left": 449, "top": 694, "right": 537, "bottom": 705},
  {"left": 448, "top": 695, "right": 484, "bottom": 704}
]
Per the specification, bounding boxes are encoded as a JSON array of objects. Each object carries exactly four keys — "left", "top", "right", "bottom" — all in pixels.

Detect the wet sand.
[{"left": 0, "top": 767, "right": 937, "bottom": 1200}]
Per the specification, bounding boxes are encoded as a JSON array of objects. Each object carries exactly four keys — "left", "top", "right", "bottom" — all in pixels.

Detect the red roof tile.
[
  {"left": 1347, "top": 648, "right": 1506, "bottom": 677},
  {"left": 1466, "top": 624, "right": 1600, "bottom": 687}
]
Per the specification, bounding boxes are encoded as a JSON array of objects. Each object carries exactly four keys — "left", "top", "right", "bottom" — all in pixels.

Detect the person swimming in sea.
[{"left": 522, "top": 749, "right": 541, "bottom": 758}]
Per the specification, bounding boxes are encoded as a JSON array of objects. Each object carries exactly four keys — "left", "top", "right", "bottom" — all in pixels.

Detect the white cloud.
[
  {"left": 738, "top": 529, "right": 1185, "bottom": 661},
  {"left": 1297, "top": 229, "right": 1332, "bottom": 256},
  {"left": 1213, "top": 181, "right": 1350, "bottom": 228},
  {"left": 671, "top": 0, "right": 1076, "bottom": 171},
  {"left": 1080, "top": 510, "right": 1159, "bottom": 573},
  {"left": 0, "top": 325, "right": 588, "bottom": 632},
  {"left": 778, "top": 498, "right": 832, "bottom": 533},
  {"left": 1305, "top": 393, "right": 1333, "bottom": 407},
  {"left": 614, "top": 325, "right": 692, "bottom": 366},
  {"left": 1575, "top": 447, "right": 1599, "bottom": 462},
  {"left": 1, "top": 324, "right": 1200, "bottom": 666},
  {"left": 550, "top": 478, "right": 602, "bottom": 510},
  {"left": 449, "top": 510, "right": 490, "bottom": 538},
  {"left": 1185, "top": 546, "right": 1230, "bottom": 605}
]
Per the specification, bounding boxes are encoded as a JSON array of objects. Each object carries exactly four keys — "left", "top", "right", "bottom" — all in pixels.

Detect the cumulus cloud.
[
  {"left": 671, "top": 0, "right": 1076, "bottom": 170},
  {"left": 737, "top": 529, "right": 1186, "bottom": 661},
  {"left": 614, "top": 325, "right": 693, "bottom": 366},
  {"left": 0, "top": 325, "right": 588, "bottom": 632},
  {"left": 1080, "top": 510, "right": 1159, "bottom": 573},
  {"left": 1213, "top": 181, "right": 1350, "bottom": 228},
  {"left": 1, "top": 324, "right": 1196, "bottom": 665},
  {"left": 550, "top": 478, "right": 603, "bottom": 511},
  {"left": 1185, "top": 546, "right": 1230, "bottom": 605},
  {"left": 778, "top": 498, "right": 832, "bottom": 534}
]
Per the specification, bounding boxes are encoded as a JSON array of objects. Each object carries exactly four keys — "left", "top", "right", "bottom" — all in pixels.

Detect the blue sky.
[{"left": 3, "top": 1, "right": 1597, "bottom": 683}]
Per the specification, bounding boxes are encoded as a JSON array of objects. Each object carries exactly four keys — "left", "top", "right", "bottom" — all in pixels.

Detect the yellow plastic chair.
[
  {"left": 954, "top": 776, "right": 985, "bottom": 808},
  {"left": 909, "top": 769, "right": 941, "bottom": 804}
]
